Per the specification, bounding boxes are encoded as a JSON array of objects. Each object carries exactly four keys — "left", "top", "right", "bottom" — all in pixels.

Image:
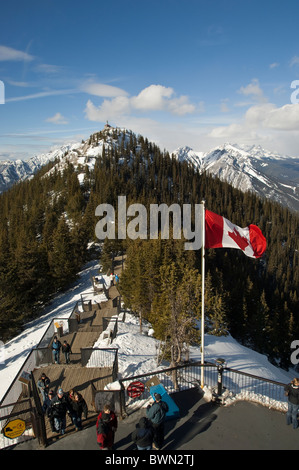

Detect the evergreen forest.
[{"left": 0, "top": 127, "right": 298, "bottom": 370}]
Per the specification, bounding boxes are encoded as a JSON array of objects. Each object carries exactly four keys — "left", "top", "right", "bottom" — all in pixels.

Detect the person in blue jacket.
[
  {"left": 52, "top": 336, "right": 62, "bottom": 364},
  {"left": 146, "top": 393, "right": 169, "bottom": 450}
]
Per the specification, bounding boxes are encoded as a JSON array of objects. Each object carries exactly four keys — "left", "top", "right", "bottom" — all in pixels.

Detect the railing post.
[
  {"left": 119, "top": 380, "right": 128, "bottom": 418},
  {"left": 215, "top": 358, "right": 226, "bottom": 396},
  {"left": 30, "top": 371, "right": 48, "bottom": 447}
]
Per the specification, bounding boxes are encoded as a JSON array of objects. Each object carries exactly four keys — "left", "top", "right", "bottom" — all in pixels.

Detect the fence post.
[
  {"left": 216, "top": 358, "right": 226, "bottom": 396},
  {"left": 30, "top": 371, "right": 48, "bottom": 447},
  {"left": 119, "top": 381, "right": 128, "bottom": 418}
]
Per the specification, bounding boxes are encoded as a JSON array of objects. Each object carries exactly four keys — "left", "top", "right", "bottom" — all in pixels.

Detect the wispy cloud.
[
  {"left": 0, "top": 45, "right": 34, "bottom": 62},
  {"left": 238, "top": 78, "right": 267, "bottom": 103},
  {"left": 6, "top": 88, "right": 78, "bottom": 102},
  {"left": 290, "top": 56, "right": 299, "bottom": 67},
  {"left": 81, "top": 80, "right": 129, "bottom": 98},
  {"left": 35, "top": 63, "right": 67, "bottom": 74},
  {"left": 45, "top": 112, "right": 68, "bottom": 125}
]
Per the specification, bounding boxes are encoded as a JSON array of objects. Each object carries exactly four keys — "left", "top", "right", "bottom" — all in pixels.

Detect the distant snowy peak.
[
  {"left": 174, "top": 146, "right": 204, "bottom": 166},
  {"left": 0, "top": 143, "right": 80, "bottom": 193},
  {"left": 172, "top": 143, "right": 299, "bottom": 213}
]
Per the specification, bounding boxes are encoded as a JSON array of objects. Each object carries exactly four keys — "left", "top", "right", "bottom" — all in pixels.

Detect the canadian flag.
[{"left": 205, "top": 210, "right": 267, "bottom": 259}]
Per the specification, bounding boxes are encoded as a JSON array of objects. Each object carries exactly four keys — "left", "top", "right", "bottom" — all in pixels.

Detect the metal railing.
[{"left": 119, "top": 361, "right": 288, "bottom": 414}]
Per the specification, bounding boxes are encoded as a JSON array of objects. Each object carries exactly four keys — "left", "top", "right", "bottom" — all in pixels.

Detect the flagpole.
[{"left": 201, "top": 200, "right": 205, "bottom": 388}]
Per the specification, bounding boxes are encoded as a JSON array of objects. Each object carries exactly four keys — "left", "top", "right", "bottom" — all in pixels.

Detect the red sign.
[{"left": 127, "top": 381, "right": 145, "bottom": 398}]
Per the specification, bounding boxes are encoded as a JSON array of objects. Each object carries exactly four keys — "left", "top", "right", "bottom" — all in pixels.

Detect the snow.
[{"left": 0, "top": 260, "right": 294, "bottom": 405}]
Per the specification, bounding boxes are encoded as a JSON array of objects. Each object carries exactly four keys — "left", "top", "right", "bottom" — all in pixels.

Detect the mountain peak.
[{"left": 172, "top": 142, "right": 299, "bottom": 212}]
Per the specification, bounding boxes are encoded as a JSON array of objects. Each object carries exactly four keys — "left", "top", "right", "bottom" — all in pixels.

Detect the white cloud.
[
  {"left": 0, "top": 45, "right": 34, "bottom": 62},
  {"left": 85, "top": 84, "right": 196, "bottom": 122},
  {"left": 167, "top": 95, "right": 196, "bottom": 115},
  {"left": 131, "top": 85, "right": 174, "bottom": 111},
  {"left": 261, "top": 103, "right": 299, "bottom": 130},
  {"left": 238, "top": 78, "right": 267, "bottom": 103},
  {"left": 46, "top": 112, "right": 69, "bottom": 125},
  {"left": 82, "top": 81, "right": 129, "bottom": 98},
  {"left": 85, "top": 96, "right": 131, "bottom": 122},
  {"left": 208, "top": 101, "right": 299, "bottom": 153}
]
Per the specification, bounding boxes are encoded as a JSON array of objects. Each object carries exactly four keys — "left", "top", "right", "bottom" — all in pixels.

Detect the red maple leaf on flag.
[{"left": 228, "top": 228, "right": 249, "bottom": 251}]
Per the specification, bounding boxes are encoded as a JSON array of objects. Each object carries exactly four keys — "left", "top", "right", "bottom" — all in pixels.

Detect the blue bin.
[{"left": 149, "top": 384, "right": 180, "bottom": 420}]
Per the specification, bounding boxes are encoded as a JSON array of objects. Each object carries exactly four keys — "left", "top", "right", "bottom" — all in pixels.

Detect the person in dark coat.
[
  {"left": 37, "top": 372, "right": 50, "bottom": 402},
  {"left": 131, "top": 417, "right": 154, "bottom": 450},
  {"left": 43, "top": 389, "right": 54, "bottom": 415},
  {"left": 96, "top": 405, "right": 118, "bottom": 450},
  {"left": 285, "top": 378, "right": 299, "bottom": 429},
  {"left": 48, "top": 388, "right": 71, "bottom": 435},
  {"left": 146, "top": 393, "right": 169, "bottom": 450},
  {"left": 62, "top": 340, "right": 72, "bottom": 364},
  {"left": 68, "top": 391, "right": 88, "bottom": 431}
]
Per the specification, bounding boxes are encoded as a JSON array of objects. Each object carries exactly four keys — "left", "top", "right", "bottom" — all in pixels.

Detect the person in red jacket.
[{"left": 96, "top": 404, "right": 118, "bottom": 450}]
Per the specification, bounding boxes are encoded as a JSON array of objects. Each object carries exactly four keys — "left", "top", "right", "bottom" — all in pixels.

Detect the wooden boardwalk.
[
  {"left": 33, "top": 364, "right": 114, "bottom": 440},
  {"left": 31, "top": 282, "right": 122, "bottom": 442}
]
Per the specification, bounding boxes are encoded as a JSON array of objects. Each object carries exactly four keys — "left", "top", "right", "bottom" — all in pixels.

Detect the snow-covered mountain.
[
  {"left": 0, "top": 125, "right": 132, "bottom": 192},
  {"left": 173, "top": 143, "right": 299, "bottom": 213},
  {"left": 0, "top": 143, "right": 80, "bottom": 192},
  {"left": 1, "top": 126, "right": 299, "bottom": 213}
]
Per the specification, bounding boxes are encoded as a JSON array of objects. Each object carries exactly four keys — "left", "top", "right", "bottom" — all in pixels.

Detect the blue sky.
[{"left": 1, "top": 0, "right": 299, "bottom": 160}]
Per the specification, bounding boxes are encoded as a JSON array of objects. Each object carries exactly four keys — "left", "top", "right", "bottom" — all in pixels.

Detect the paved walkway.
[{"left": 12, "top": 388, "right": 299, "bottom": 451}]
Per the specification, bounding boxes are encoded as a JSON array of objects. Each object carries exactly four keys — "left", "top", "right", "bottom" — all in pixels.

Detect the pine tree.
[{"left": 48, "top": 217, "right": 77, "bottom": 290}]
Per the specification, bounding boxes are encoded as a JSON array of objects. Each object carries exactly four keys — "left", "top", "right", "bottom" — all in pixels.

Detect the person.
[
  {"left": 285, "top": 378, "right": 299, "bottom": 429},
  {"left": 48, "top": 388, "right": 71, "bottom": 435},
  {"left": 96, "top": 404, "right": 118, "bottom": 450},
  {"left": 37, "top": 372, "right": 50, "bottom": 402},
  {"left": 52, "top": 336, "right": 62, "bottom": 364},
  {"left": 46, "top": 390, "right": 56, "bottom": 430},
  {"left": 146, "top": 393, "right": 169, "bottom": 450},
  {"left": 68, "top": 388, "right": 75, "bottom": 401},
  {"left": 62, "top": 340, "right": 72, "bottom": 364},
  {"left": 131, "top": 416, "right": 154, "bottom": 450},
  {"left": 43, "top": 389, "right": 54, "bottom": 414},
  {"left": 115, "top": 274, "right": 119, "bottom": 284},
  {"left": 110, "top": 273, "right": 114, "bottom": 287},
  {"left": 68, "top": 391, "right": 88, "bottom": 431}
]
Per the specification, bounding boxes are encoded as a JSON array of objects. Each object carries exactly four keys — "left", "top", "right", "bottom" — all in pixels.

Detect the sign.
[
  {"left": 3, "top": 419, "right": 26, "bottom": 439},
  {"left": 127, "top": 381, "right": 145, "bottom": 398},
  {"left": 18, "top": 370, "right": 31, "bottom": 385}
]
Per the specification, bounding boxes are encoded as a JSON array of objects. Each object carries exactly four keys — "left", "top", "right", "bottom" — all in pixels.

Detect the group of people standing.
[
  {"left": 134, "top": 392, "right": 169, "bottom": 450},
  {"left": 37, "top": 372, "right": 169, "bottom": 449},
  {"left": 37, "top": 373, "right": 88, "bottom": 436},
  {"left": 52, "top": 336, "right": 72, "bottom": 364},
  {"left": 95, "top": 392, "right": 169, "bottom": 451}
]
